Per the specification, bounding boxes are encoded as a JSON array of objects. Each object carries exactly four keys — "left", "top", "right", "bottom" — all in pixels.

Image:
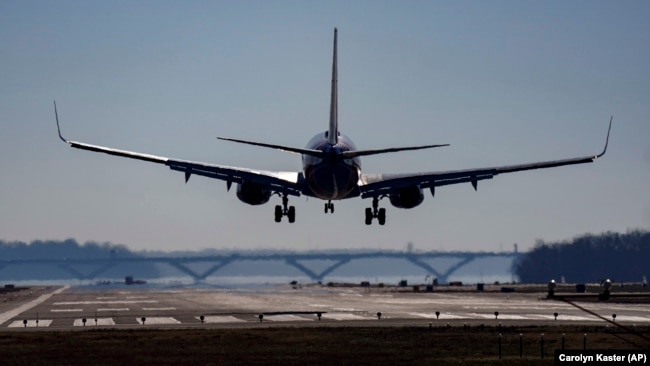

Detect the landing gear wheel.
[
  {"left": 274, "top": 205, "right": 282, "bottom": 222},
  {"left": 365, "top": 196, "right": 387, "bottom": 225},
  {"left": 377, "top": 208, "right": 386, "bottom": 225},
  {"left": 274, "top": 193, "right": 296, "bottom": 223},
  {"left": 365, "top": 207, "right": 373, "bottom": 225}
]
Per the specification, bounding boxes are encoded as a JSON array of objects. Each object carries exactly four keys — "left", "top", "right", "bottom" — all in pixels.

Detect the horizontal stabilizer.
[
  {"left": 341, "top": 144, "right": 450, "bottom": 159},
  {"left": 217, "top": 137, "right": 325, "bottom": 157},
  {"left": 219, "top": 136, "right": 449, "bottom": 160}
]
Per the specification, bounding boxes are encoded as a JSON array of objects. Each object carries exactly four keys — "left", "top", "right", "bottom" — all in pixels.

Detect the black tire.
[
  {"left": 365, "top": 208, "right": 373, "bottom": 225},
  {"left": 378, "top": 208, "right": 386, "bottom": 225},
  {"left": 288, "top": 206, "right": 296, "bottom": 223},
  {"left": 274, "top": 205, "right": 282, "bottom": 222}
]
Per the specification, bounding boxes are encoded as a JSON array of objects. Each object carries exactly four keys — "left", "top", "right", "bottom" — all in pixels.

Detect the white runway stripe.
[
  {"left": 263, "top": 315, "right": 312, "bottom": 322},
  {"left": 97, "top": 308, "right": 130, "bottom": 312},
  {"left": 142, "top": 307, "right": 176, "bottom": 311},
  {"left": 8, "top": 320, "right": 53, "bottom": 328},
  {"left": 198, "top": 316, "right": 246, "bottom": 323},
  {"left": 322, "top": 313, "right": 373, "bottom": 321},
  {"left": 136, "top": 317, "right": 180, "bottom": 325},
  {"left": 51, "top": 309, "right": 83, "bottom": 313},
  {"left": 54, "top": 300, "right": 157, "bottom": 305},
  {"left": 74, "top": 318, "right": 115, "bottom": 326},
  {"left": 409, "top": 312, "right": 466, "bottom": 320}
]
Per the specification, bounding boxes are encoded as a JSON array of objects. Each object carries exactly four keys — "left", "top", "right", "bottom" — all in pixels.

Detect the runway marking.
[
  {"left": 8, "top": 320, "right": 53, "bottom": 328},
  {"left": 136, "top": 317, "right": 181, "bottom": 325},
  {"left": 53, "top": 300, "right": 158, "bottom": 305},
  {"left": 198, "top": 316, "right": 246, "bottom": 323},
  {"left": 492, "top": 314, "right": 530, "bottom": 320},
  {"left": 460, "top": 312, "right": 605, "bottom": 322},
  {"left": 51, "top": 308, "right": 83, "bottom": 313},
  {"left": 263, "top": 315, "right": 312, "bottom": 322},
  {"left": 96, "top": 297, "right": 117, "bottom": 300},
  {"left": 409, "top": 312, "right": 467, "bottom": 320},
  {"left": 73, "top": 318, "right": 115, "bottom": 326},
  {"left": 322, "top": 313, "right": 373, "bottom": 321},
  {"left": 97, "top": 308, "right": 130, "bottom": 312},
  {"left": 332, "top": 307, "right": 361, "bottom": 312},
  {"left": 126, "top": 296, "right": 149, "bottom": 300},
  {"left": 142, "top": 307, "right": 176, "bottom": 311},
  {"left": 607, "top": 315, "right": 650, "bottom": 322},
  {"left": 0, "top": 286, "right": 69, "bottom": 326}
]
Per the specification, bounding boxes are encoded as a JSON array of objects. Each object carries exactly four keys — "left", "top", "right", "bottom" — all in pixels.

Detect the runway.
[{"left": 2, "top": 285, "right": 650, "bottom": 330}]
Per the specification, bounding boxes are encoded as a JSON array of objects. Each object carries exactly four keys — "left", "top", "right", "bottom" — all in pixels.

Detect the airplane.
[{"left": 54, "top": 28, "right": 612, "bottom": 225}]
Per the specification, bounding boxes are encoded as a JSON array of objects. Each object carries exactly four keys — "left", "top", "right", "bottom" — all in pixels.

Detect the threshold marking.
[
  {"left": 8, "top": 319, "right": 53, "bottom": 328},
  {"left": 323, "top": 313, "right": 373, "bottom": 321},
  {"left": 74, "top": 318, "right": 115, "bottom": 326},
  {"left": 136, "top": 317, "right": 180, "bottom": 325},
  {"left": 198, "top": 316, "right": 246, "bottom": 324},
  {"left": 263, "top": 315, "right": 312, "bottom": 322},
  {"left": 409, "top": 312, "right": 466, "bottom": 320}
]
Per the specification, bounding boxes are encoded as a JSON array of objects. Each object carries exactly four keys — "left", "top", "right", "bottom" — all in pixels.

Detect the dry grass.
[{"left": 0, "top": 325, "right": 648, "bottom": 365}]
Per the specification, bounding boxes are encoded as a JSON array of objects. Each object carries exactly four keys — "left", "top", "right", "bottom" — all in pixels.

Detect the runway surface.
[{"left": 2, "top": 285, "right": 650, "bottom": 330}]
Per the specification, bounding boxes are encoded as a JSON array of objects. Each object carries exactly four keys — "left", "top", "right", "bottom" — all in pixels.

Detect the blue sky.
[{"left": 1, "top": 1, "right": 648, "bottom": 252}]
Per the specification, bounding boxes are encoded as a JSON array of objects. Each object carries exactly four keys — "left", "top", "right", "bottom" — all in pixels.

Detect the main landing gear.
[
  {"left": 274, "top": 193, "right": 295, "bottom": 223},
  {"left": 365, "top": 196, "right": 386, "bottom": 225},
  {"left": 324, "top": 200, "right": 334, "bottom": 213}
]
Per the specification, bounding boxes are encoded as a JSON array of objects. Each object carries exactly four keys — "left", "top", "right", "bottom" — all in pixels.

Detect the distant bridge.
[{"left": 0, "top": 251, "right": 521, "bottom": 284}]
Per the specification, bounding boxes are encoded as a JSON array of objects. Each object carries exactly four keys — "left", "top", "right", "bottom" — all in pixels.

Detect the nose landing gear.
[{"left": 324, "top": 200, "right": 334, "bottom": 213}]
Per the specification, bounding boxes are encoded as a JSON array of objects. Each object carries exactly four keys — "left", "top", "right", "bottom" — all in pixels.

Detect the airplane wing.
[
  {"left": 359, "top": 118, "right": 612, "bottom": 199},
  {"left": 54, "top": 103, "right": 303, "bottom": 196}
]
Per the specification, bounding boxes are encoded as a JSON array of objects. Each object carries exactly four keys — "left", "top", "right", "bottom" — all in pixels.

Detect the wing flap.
[{"left": 166, "top": 159, "right": 302, "bottom": 196}]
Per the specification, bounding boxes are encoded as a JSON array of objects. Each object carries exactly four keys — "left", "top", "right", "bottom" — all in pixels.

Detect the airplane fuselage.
[{"left": 302, "top": 132, "right": 361, "bottom": 200}]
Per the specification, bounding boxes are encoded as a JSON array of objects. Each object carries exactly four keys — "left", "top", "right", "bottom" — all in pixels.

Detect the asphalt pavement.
[{"left": 2, "top": 284, "right": 649, "bottom": 330}]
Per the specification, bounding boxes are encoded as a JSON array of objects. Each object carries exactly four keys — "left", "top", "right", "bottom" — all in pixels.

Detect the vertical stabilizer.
[{"left": 328, "top": 28, "right": 339, "bottom": 146}]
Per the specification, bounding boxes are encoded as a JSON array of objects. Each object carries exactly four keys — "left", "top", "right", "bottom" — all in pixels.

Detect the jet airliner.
[{"left": 55, "top": 28, "right": 611, "bottom": 225}]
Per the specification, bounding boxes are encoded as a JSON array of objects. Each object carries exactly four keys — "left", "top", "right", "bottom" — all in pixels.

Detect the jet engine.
[
  {"left": 236, "top": 181, "right": 271, "bottom": 205},
  {"left": 388, "top": 186, "right": 424, "bottom": 209}
]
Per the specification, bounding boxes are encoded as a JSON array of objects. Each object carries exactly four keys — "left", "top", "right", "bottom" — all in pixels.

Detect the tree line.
[{"left": 513, "top": 230, "right": 650, "bottom": 283}]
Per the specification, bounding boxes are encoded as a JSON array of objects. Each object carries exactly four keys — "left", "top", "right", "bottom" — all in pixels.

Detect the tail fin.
[
  {"left": 219, "top": 29, "right": 450, "bottom": 158},
  {"left": 328, "top": 28, "right": 338, "bottom": 146}
]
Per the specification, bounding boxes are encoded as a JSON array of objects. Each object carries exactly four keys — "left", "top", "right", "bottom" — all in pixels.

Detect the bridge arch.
[{"left": 0, "top": 251, "right": 520, "bottom": 284}]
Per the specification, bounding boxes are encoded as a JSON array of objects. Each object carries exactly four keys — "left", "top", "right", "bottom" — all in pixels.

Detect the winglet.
[
  {"left": 595, "top": 116, "right": 613, "bottom": 159},
  {"left": 54, "top": 100, "right": 68, "bottom": 143},
  {"left": 328, "top": 28, "right": 338, "bottom": 146}
]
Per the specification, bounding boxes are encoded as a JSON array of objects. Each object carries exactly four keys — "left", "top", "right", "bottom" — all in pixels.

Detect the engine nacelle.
[
  {"left": 236, "top": 181, "right": 271, "bottom": 205},
  {"left": 389, "top": 186, "right": 424, "bottom": 209}
]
